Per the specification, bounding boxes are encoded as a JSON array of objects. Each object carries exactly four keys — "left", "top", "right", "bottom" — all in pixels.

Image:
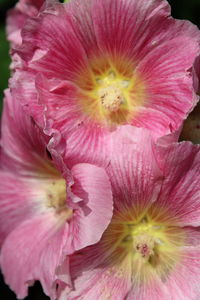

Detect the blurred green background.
[{"left": 0, "top": 0, "right": 200, "bottom": 299}]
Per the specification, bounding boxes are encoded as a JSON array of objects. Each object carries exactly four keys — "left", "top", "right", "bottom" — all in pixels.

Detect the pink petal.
[
  {"left": 106, "top": 125, "right": 162, "bottom": 214},
  {"left": 1, "top": 89, "right": 49, "bottom": 174},
  {"left": 93, "top": 0, "right": 199, "bottom": 62},
  {"left": 0, "top": 214, "right": 69, "bottom": 299},
  {"left": 133, "top": 36, "right": 199, "bottom": 134},
  {"left": 6, "top": 0, "right": 44, "bottom": 47},
  {"left": 66, "top": 163, "right": 113, "bottom": 252},
  {"left": 36, "top": 75, "right": 112, "bottom": 167},
  {"left": 126, "top": 278, "right": 170, "bottom": 300},
  {"left": 67, "top": 243, "right": 133, "bottom": 300},
  {"left": 165, "top": 247, "right": 200, "bottom": 299},
  {"left": 154, "top": 141, "right": 200, "bottom": 226},
  {"left": 18, "top": 3, "right": 91, "bottom": 83},
  {"left": 0, "top": 172, "right": 37, "bottom": 246}
]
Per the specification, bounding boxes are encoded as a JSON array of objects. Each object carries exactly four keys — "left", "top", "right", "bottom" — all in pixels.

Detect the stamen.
[
  {"left": 134, "top": 234, "right": 155, "bottom": 259},
  {"left": 45, "top": 179, "right": 68, "bottom": 214},
  {"left": 98, "top": 85, "right": 125, "bottom": 112}
]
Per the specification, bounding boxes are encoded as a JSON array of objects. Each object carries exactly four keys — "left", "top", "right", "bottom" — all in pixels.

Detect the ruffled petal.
[
  {"left": 0, "top": 214, "right": 69, "bottom": 300},
  {"left": 6, "top": 0, "right": 44, "bottom": 46},
  {"left": 1, "top": 89, "right": 50, "bottom": 175},
  {"left": 66, "top": 163, "right": 113, "bottom": 252},
  {"left": 18, "top": 2, "right": 91, "bottom": 83},
  {"left": 36, "top": 75, "right": 112, "bottom": 167}
]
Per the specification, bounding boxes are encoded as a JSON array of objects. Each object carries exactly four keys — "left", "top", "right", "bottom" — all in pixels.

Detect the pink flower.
[
  {"left": 11, "top": 0, "right": 200, "bottom": 164},
  {"left": 61, "top": 126, "right": 200, "bottom": 300},
  {"left": 0, "top": 90, "right": 113, "bottom": 299},
  {"left": 6, "top": 0, "right": 45, "bottom": 47}
]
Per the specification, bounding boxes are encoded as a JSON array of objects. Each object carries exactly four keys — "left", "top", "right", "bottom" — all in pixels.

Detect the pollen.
[
  {"left": 45, "top": 178, "right": 72, "bottom": 217},
  {"left": 96, "top": 70, "right": 129, "bottom": 114},
  {"left": 98, "top": 85, "right": 125, "bottom": 112}
]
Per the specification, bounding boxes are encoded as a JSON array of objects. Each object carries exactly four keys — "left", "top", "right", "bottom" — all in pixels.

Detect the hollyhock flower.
[
  {"left": 6, "top": 0, "right": 44, "bottom": 47},
  {"left": 11, "top": 0, "right": 200, "bottom": 164},
  {"left": 0, "top": 90, "right": 113, "bottom": 299},
  {"left": 62, "top": 127, "right": 200, "bottom": 300}
]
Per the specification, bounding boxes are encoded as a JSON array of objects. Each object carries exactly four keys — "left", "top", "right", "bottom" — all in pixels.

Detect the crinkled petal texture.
[
  {"left": 12, "top": 0, "right": 200, "bottom": 164},
  {"left": 0, "top": 92, "right": 113, "bottom": 299},
  {"left": 0, "top": 214, "right": 69, "bottom": 299},
  {"left": 63, "top": 127, "right": 200, "bottom": 300},
  {"left": 6, "top": 0, "right": 44, "bottom": 46}
]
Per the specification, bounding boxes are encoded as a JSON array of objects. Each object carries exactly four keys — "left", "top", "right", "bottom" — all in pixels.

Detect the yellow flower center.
[
  {"left": 101, "top": 208, "right": 185, "bottom": 285},
  {"left": 35, "top": 170, "right": 72, "bottom": 218},
  {"left": 44, "top": 178, "right": 73, "bottom": 219},
  {"left": 96, "top": 71, "right": 129, "bottom": 113},
  {"left": 121, "top": 217, "right": 173, "bottom": 268},
  {"left": 46, "top": 179, "right": 66, "bottom": 209},
  {"left": 76, "top": 57, "right": 146, "bottom": 126}
]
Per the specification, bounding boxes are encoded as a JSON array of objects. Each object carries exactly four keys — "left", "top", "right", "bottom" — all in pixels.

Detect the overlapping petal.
[
  {"left": 106, "top": 125, "right": 163, "bottom": 213},
  {"left": 153, "top": 141, "right": 200, "bottom": 226},
  {"left": 6, "top": 0, "right": 45, "bottom": 47},
  {"left": 0, "top": 92, "right": 113, "bottom": 299},
  {"left": 0, "top": 214, "right": 69, "bottom": 299}
]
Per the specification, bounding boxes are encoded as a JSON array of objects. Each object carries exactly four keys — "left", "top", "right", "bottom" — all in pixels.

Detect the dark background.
[{"left": 0, "top": 0, "right": 200, "bottom": 299}]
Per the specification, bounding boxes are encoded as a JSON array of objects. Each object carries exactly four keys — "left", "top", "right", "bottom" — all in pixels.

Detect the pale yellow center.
[
  {"left": 40, "top": 178, "right": 72, "bottom": 218},
  {"left": 98, "top": 85, "right": 125, "bottom": 112},
  {"left": 96, "top": 71, "right": 130, "bottom": 114},
  {"left": 120, "top": 217, "right": 168, "bottom": 267},
  {"left": 46, "top": 179, "right": 66, "bottom": 210}
]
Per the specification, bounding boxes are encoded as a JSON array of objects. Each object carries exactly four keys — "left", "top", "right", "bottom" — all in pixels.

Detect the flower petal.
[
  {"left": 0, "top": 172, "right": 37, "bottom": 246},
  {"left": 18, "top": 2, "right": 91, "bottom": 83},
  {"left": 164, "top": 247, "right": 200, "bottom": 299},
  {"left": 106, "top": 125, "right": 163, "bottom": 214},
  {"left": 0, "top": 214, "right": 69, "bottom": 299},
  {"left": 6, "top": 0, "right": 44, "bottom": 47},
  {"left": 1, "top": 89, "right": 49, "bottom": 175},
  {"left": 66, "top": 163, "right": 113, "bottom": 252},
  {"left": 133, "top": 36, "right": 199, "bottom": 134},
  {"left": 154, "top": 141, "right": 200, "bottom": 226},
  {"left": 36, "top": 75, "right": 112, "bottom": 167},
  {"left": 93, "top": 0, "right": 199, "bottom": 62}
]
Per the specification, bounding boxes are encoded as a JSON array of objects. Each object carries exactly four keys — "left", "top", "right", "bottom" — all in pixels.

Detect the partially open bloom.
[
  {"left": 64, "top": 127, "right": 200, "bottom": 300},
  {"left": 11, "top": 0, "right": 200, "bottom": 164},
  {"left": 0, "top": 91, "right": 113, "bottom": 299}
]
